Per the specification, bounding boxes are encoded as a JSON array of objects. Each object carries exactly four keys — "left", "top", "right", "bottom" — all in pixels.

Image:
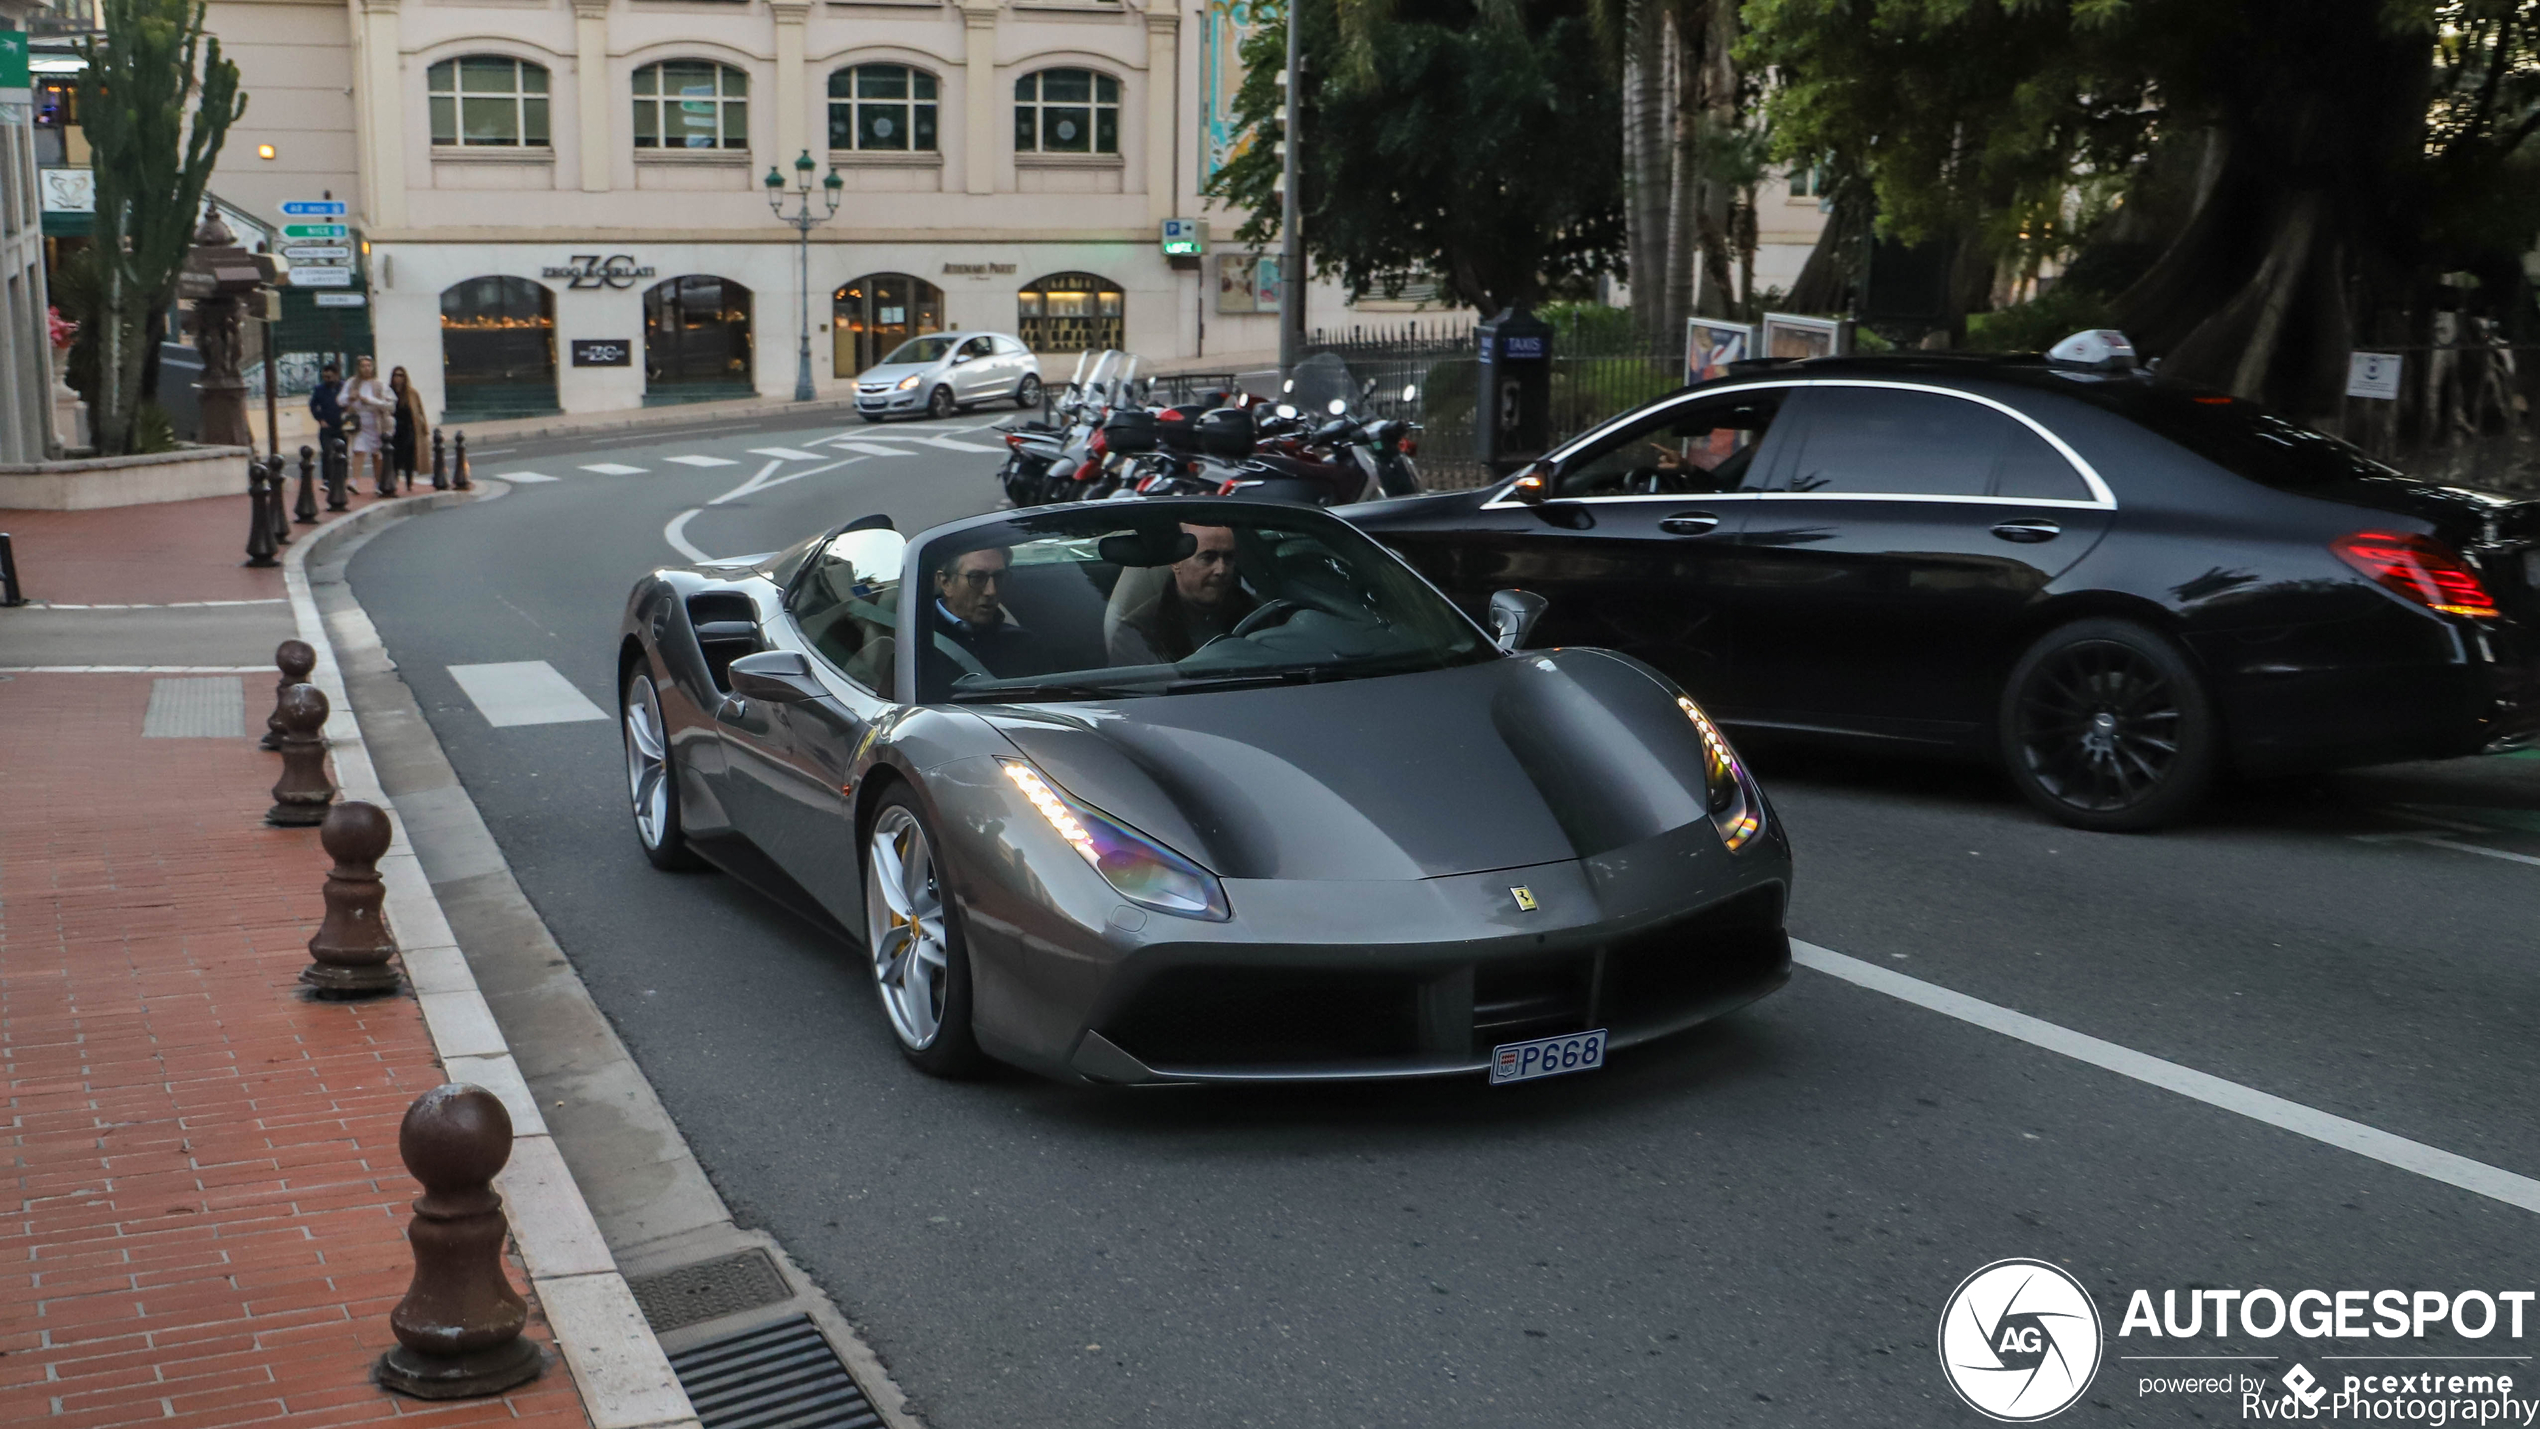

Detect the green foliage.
[
  {"left": 131, "top": 402, "right": 179, "bottom": 454},
  {"left": 1965, "top": 283, "right": 2116, "bottom": 353},
  {"left": 78, "top": 0, "right": 244, "bottom": 455},
  {"left": 47, "top": 245, "right": 101, "bottom": 415},
  {"left": 1206, "top": 0, "right": 1625, "bottom": 314}
]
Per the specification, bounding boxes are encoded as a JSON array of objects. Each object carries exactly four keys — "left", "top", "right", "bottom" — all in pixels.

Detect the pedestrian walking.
[
  {"left": 344, "top": 356, "right": 396, "bottom": 495},
  {"left": 307, "top": 362, "right": 344, "bottom": 445},
  {"left": 388, "top": 366, "right": 430, "bottom": 492}
]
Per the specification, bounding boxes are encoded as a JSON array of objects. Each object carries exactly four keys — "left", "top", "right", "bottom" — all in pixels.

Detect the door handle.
[
  {"left": 1991, "top": 519, "right": 2062, "bottom": 543},
  {"left": 1658, "top": 512, "right": 1721, "bottom": 536}
]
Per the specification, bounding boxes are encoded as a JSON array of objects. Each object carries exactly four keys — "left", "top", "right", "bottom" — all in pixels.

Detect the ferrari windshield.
[
  {"left": 914, "top": 501, "right": 1494, "bottom": 703},
  {"left": 881, "top": 335, "right": 958, "bottom": 366}
]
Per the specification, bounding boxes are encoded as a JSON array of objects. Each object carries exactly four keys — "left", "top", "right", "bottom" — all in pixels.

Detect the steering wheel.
[{"left": 1229, "top": 599, "right": 1303, "bottom": 639}]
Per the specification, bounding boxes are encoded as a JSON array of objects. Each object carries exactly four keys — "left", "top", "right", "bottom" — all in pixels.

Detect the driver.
[
  {"left": 1111, "top": 524, "right": 1258, "bottom": 663},
  {"left": 932, "top": 546, "right": 1045, "bottom": 676}
]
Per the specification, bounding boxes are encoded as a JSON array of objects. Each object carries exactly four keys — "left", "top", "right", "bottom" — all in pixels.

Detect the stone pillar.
[
  {"left": 357, "top": 0, "right": 409, "bottom": 230},
  {"left": 771, "top": 0, "right": 810, "bottom": 172},
  {"left": 1145, "top": 9, "right": 1180, "bottom": 224},
  {"left": 574, "top": 0, "right": 612, "bottom": 193},
  {"left": 962, "top": 0, "right": 998, "bottom": 196}
]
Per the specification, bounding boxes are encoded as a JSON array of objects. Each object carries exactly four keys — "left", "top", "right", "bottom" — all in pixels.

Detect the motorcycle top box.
[
  {"left": 1103, "top": 408, "right": 1160, "bottom": 454},
  {"left": 1197, "top": 406, "right": 1257, "bottom": 459}
]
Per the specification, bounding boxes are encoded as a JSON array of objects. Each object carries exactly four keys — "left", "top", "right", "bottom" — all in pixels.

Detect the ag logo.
[{"left": 1937, "top": 1259, "right": 2102, "bottom": 1421}]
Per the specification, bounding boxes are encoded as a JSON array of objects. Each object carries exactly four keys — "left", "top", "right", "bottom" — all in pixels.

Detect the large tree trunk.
[
  {"left": 1787, "top": 183, "right": 1866, "bottom": 314},
  {"left": 1622, "top": 0, "right": 1669, "bottom": 348},
  {"left": 1661, "top": 8, "right": 1697, "bottom": 344},
  {"left": 1688, "top": 0, "right": 1738, "bottom": 319}
]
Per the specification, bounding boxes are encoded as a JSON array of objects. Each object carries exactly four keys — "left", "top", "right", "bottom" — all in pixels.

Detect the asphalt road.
[{"left": 351, "top": 407, "right": 2540, "bottom": 1428}]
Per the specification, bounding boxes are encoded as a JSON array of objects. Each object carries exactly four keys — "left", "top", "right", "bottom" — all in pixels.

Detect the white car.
[{"left": 855, "top": 332, "right": 1043, "bottom": 422}]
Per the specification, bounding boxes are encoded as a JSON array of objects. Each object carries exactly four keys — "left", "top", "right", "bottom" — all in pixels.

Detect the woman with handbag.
[{"left": 344, "top": 356, "right": 397, "bottom": 496}]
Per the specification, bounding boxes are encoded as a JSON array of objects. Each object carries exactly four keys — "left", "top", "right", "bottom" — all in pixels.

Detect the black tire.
[
  {"left": 623, "top": 668, "right": 705, "bottom": 870},
  {"left": 1998, "top": 617, "right": 2219, "bottom": 831},
  {"left": 863, "top": 792, "right": 986, "bottom": 1077},
  {"left": 1015, "top": 373, "right": 1043, "bottom": 410},
  {"left": 926, "top": 385, "right": 957, "bottom": 420}
]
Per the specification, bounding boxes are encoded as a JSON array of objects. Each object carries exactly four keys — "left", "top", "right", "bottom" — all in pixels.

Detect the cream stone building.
[{"left": 203, "top": 0, "right": 1310, "bottom": 421}]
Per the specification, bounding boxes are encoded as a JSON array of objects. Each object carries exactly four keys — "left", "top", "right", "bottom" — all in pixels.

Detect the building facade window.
[
  {"left": 428, "top": 57, "right": 551, "bottom": 148},
  {"left": 440, "top": 276, "right": 558, "bottom": 419},
  {"left": 835, "top": 273, "right": 945, "bottom": 374},
  {"left": 1017, "top": 271, "right": 1123, "bottom": 352},
  {"left": 1788, "top": 159, "right": 1830, "bottom": 199},
  {"left": 1013, "top": 69, "right": 1118, "bottom": 155},
  {"left": 644, "top": 275, "right": 755, "bottom": 402},
  {"left": 829, "top": 65, "right": 938, "bottom": 152},
  {"left": 634, "top": 61, "right": 749, "bottom": 151}
]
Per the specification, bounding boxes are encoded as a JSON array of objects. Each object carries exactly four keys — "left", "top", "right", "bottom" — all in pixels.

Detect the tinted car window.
[
  {"left": 790, "top": 529, "right": 907, "bottom": 694},
  {"left": 1992, "top": 422, "right": 2094, "bottom": 501},
  {"left": 1553, "top": 389, "right": 1786, "bottom": 497},
  {"left": 2094, "top": 387, "right": 2398, "bottom": 489},
  {"left": 1779, "top": 387, "right": 2031, "bottom": 496}
]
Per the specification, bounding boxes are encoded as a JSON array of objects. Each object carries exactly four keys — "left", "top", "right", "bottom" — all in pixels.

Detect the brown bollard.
[
  {"left": 303, "top": 801, "right": 401, "bottom": 998},
  {"left": 452, "top": 431, "right": 471, "bottom": 491},
  {"left": 376, "top": 1085, "right": 545, "bottom": 1398},
  {"left": 266, "top": 683, "right": 335, "bottom": 826},
  {"left": 260, "top": 639, "right": 316, "bottom": 751}
]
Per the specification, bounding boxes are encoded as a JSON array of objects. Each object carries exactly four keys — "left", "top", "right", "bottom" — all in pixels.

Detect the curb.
[{"left": 282, "top": 490, "right": 702, "bottom": 1429}]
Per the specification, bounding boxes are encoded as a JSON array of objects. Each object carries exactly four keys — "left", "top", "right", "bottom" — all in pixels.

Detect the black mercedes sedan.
[{"left": 1347, "top": 355, "right": 2540, "bottom": 830}]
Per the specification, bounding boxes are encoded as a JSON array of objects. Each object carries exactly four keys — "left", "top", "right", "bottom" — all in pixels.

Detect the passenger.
[
  {"left": 931, "top": 546, "right": 1045, "bottom": 677},
  {"left": 1111, "top": 524, "right": 1258, "bottom": 664}
]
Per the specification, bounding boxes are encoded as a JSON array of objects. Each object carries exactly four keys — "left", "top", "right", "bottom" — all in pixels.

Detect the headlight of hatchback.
[
  {"left": 1000, "top": 760, "right": 1231, "bottom": 920},
  {"left": 1675, "top": 696, "right": 1763, "bottom": 851},
  {"left": 896, "top": 373, "right": 922, "bottom": 391}
]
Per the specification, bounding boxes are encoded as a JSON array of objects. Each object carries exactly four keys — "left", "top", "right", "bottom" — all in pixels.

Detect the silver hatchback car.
[{"left": 855, "top": 332, "right": 1043, "bottom": 422}]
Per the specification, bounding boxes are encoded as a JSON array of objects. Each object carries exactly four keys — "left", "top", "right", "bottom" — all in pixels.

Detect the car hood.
[
  {"left": 976, "top": 648, "right": 1721, "bottom": 881},
  {"left": 857, "top": 362, "right": 936, "bottom": 385}
]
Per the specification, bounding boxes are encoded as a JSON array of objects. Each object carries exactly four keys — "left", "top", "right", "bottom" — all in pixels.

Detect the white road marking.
[
  {"left": 1793, "top": 939, "right": 2540, "bottom": 1216},
  {"left": 447, "top": 660, "right": 611, "bottom": 727},
  {"left": 664, "top": 508, "right": 710, "bottom": 563},
  {"left": 2358, "top": 831, "right": 2540, "bottom": 869},
  {"left": 748, "top": 446, "right": 825, "bottom": 461},
  {"left": 140, "top": 677, "right": 245, "bottom": 738},
  {"left": 702, "top": 460, "right": 786, "bottom": 508},
  {"left": 0, "top": 665, "right": 269, "bottom": 673},
  {"left": 497, "top": 471, "right": 560, "bottom": 483},
  {"left": 663, "top": 454, "right": 740, "bottom": 468},
  {"left": 825, "top": 440, "right": 913, "bottom": 457},
  {"left": 908, "top": 433, "right": 1001, "bottom": 453},
  {"left": 580, "top": 462, "right": 647, "bottom": 475}
]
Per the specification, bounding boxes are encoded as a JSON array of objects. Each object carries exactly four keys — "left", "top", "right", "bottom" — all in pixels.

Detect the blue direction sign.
[{"left": 279, "top": 200, "right": 347, "bottom": 217}]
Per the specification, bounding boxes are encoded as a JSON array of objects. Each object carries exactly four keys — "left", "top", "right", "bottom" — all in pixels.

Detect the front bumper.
[
  {"left": 857, "top": 386, "right": 923, "bottom": 413},
  {"left": 931, "top": 747, "right": 1793, "bottom": 1083}
]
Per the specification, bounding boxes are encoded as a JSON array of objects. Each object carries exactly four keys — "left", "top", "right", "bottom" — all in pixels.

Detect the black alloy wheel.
[
  {"left": 1016, "top": 373, "right": 1043, "bottom": 410},
  {"left": 1999, "top": 618, "right": 2219, "bottom": 832},
  {"left": 927, "top": 385, "right": 957, "bottom": 420}
]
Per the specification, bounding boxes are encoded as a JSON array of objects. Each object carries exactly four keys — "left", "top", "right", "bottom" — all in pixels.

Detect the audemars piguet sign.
[{"left": 542, "top": 255, "right": 657, "bottom": 290}]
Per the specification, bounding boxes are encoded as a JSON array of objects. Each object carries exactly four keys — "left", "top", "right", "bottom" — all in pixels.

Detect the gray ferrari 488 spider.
[{"left": 615, "top": 497, "right": 1792, "bottom": 1085}]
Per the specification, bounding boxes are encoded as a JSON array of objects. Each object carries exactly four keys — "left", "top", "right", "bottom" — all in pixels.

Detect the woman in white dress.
[{"left": 345, "top": 356, "right": 397, "bottom": 495}]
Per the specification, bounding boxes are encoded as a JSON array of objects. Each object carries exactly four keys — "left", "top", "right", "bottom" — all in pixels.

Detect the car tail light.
[{"left": 2332, "top": 531, "right": 2499, "bottom": 619}]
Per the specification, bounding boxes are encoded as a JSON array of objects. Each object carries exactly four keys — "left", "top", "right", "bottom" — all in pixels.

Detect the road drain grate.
[
  {"left": 668, "top": 1314, "right": 881, "bottom": 1429},
  {"left": 628, "top": 1249, "right": 792, "bottom": 1333}
]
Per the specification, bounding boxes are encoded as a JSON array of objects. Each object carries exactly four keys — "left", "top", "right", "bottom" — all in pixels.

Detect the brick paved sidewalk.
[
  {"left": 0, "top": 498, "right": 594, "bottom": 1423},
  {"left": 0, "top": 473, "right": 423, "bottom": 608}
]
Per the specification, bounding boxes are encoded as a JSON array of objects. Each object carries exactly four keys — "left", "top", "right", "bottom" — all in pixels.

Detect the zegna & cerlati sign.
[{"left": 541, "top": 255, "right": 658, "bottom": 290}]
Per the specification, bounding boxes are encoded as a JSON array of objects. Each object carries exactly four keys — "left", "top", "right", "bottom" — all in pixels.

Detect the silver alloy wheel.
[
  {"left": 624, "top": 674, "right": 671, "bottom": 849},
  {"left": 866, "top": 805, "right": 951, "bottom": 1049}
]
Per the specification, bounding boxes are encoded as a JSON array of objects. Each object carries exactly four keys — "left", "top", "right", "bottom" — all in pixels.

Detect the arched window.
[
  {"left": 440, "top": 277, "right": 557, "bottom": 419},
  {"left": 834, "top": 273, "right": 945, "bottom": 374},
  {"left": 1013, "top": 69, "right": 1118, "bottom": 155},
  {"left": 644, "top": 276, "right": 755, "bottom": 402},
  {"left": 428, "top": 57, "right": 550, "bottom": 148},
  {"left": 829, "top": 65, "right": 938, "bottom": 152},
  {"left": 634, "top": 61, "right": 749, "bottom": 150},
  {"left": 1017, "top": 271, "right": 1123, "bottom": 353}
]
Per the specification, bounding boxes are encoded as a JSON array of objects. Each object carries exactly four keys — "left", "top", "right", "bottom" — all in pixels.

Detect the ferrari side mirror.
[
  {"left": 1488, "top": 589, "right": 1549, "bottom": 653},
  {"left": 728, "top": 649, "right": 826, "bottom": 703}
]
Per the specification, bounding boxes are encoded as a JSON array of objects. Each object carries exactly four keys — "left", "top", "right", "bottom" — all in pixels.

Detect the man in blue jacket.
[{"left": 308, "top": 363, "right": 344, "bottom": 443}]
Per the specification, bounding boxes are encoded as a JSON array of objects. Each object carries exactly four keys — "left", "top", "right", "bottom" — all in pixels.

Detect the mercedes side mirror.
[
  {"left": 1488, "top": 589, "right": 1549, "bottom": 653},
  {"left": 728, "top": 650, "right": 826, "bottom": 703},
  {"left": 1508, "top": 462, "right": 1551, "bottom": 506}
]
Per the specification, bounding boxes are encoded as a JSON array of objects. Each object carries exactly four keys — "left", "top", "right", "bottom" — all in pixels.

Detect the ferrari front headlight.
[
  {"left": 1676, "top": 696, "right": 1763, "bottom": 851},
  {"left": 1000, "top": 760, "right": 1230, "bottom": 920}
]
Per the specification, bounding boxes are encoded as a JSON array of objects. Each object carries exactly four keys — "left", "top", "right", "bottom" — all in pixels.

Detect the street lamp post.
[{"left": 766, "top": 151, "right": 844, "bottom": 403}]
